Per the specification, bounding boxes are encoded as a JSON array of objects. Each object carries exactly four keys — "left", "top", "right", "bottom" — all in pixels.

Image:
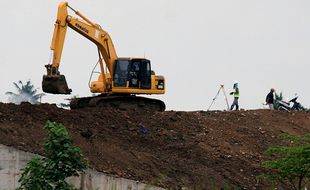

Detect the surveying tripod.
[{"left": 207, "top": 85, "right": 230, "bottom": 111}]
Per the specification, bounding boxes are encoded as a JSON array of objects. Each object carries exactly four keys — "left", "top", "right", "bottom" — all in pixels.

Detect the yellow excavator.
[{"left": 42, "top": 1, "right": 165, "bottom": 111}]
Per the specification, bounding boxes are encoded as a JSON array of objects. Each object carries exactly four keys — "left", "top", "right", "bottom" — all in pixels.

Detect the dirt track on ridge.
[{"left": 0, "top": 102, "right": 310, "bottom": 189}]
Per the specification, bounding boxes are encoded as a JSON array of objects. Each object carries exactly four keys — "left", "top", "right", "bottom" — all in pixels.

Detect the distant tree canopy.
[{"left": 6, "top": 80, "right": 44, "bottom": 104}]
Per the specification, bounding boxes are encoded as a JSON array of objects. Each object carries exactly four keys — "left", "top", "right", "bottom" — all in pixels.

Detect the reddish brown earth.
[{"left": 0, "top": 102, "right": 310, "bottom": 189}]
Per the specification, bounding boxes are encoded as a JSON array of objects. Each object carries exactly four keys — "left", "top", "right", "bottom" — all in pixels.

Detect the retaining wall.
[{"left": 0, "top": 144, "right": 164, "bottom": 190}]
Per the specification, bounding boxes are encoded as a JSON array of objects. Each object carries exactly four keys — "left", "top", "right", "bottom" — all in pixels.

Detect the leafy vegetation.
[
  {"left": 260, "top": 133, "right": 310, "bottom": 190},
  {"left": 273, "top": 92, "right": 283, "bottom": 110},
  {"left": 17, "top": 121, "right": 87, "bottom": 190},
  {"left": 58, "top": 95, "right": 78, "bottom": 109},
  {"left": 275, "top": 92, "right": 283, "bottom": 101},
  {"left": 6, "top": 80, "right": 44, "bottom": 104}
]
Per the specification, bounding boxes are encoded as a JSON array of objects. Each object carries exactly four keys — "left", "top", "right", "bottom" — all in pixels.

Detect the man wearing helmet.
[{"left": 230, "top": 81, "right": 240, "bottom": 110}]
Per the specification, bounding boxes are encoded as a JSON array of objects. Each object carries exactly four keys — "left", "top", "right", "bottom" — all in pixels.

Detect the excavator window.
[
  {"left": 113, "top": 59, "right": 152, "bottom": 89},
  {"left": 113, "top": 60, "right": 130, "bottom": 87},
  {"left": 139, "top": 60, "right": 151, "bottom": 89},
  {"left": 129, "top": 61, "right": 140, "bottom": 88}
]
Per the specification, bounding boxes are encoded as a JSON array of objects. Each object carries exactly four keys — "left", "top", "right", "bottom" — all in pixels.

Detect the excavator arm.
[{"left": 43, "top": 1, "right": 117, "bottom": 94}]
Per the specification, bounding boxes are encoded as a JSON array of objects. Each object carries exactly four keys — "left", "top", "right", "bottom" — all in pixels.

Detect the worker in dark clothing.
[
  {"left": 266, "top": 88, "right": 275, "bottom": 110},
  {"left": 230, "top": 81, "right": 239, "bottom": 110}
]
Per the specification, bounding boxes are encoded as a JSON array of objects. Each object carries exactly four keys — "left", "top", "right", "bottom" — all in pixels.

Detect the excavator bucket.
[{"left": 42, "top": 75, "right": 72, "bottom": 94}]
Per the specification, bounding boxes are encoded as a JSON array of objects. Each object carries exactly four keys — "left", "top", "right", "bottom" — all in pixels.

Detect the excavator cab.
[{"left": 113, "top": 58, "right": 152, "bottom": 89}]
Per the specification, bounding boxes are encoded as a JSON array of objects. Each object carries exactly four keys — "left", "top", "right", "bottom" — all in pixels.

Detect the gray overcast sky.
[{"left": 0, "top": 0, "right": 309, "bottom": 111}]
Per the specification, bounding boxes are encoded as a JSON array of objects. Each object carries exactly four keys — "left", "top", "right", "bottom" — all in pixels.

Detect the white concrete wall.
[
  {"left": 0, "top": 144, "right": 164, "bottom": 190},
  {"left": 0, "top": 144, "right": 34, "bottom": 190}
]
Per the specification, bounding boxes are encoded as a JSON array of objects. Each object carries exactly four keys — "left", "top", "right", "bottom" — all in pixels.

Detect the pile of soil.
[{"left": 0, "top": 102, "right": 310, "bottom": 189}]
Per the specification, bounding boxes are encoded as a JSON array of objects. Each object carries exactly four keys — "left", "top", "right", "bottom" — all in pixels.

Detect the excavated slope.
[{"left": 0, "top": 102, "right": 310, "bottom": 189}]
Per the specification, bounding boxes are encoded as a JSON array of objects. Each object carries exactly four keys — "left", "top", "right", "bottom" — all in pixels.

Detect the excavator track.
[{"left": 70, "top": 95, "right": 165, "bottom": 112}]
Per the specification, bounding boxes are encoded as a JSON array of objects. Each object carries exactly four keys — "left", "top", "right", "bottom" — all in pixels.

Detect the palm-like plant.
[
  {"left": 5, "top": 80, "right": 44, "bottom": 104},
  {"left": 274, "top": 92, "right": 283, "bottom": 110},
  {"left": 275, "top": 92, "right": 283, "bottom": 101}
]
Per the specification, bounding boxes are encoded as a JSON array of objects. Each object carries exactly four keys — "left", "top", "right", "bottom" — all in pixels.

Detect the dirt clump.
[{"left": 0, "top": 102, "right": 310, "bottom": 189}]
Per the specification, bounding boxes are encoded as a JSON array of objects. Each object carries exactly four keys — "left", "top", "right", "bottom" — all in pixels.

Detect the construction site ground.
[{"left": 0, "top": 102, "right": 310, "bottom": 189}]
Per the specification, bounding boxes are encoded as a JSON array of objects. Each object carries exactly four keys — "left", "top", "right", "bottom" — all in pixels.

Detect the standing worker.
[
  {"left": 230, "top": 81, "right": 240, "bottom": 110},
  {"left": 266, "top": 88, "right": 275, "bottom": 110}
]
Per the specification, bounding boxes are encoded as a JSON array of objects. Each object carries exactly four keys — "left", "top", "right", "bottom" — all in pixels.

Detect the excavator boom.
[{"left": 43, "top": 1, "right": 117, "bottom": 94}]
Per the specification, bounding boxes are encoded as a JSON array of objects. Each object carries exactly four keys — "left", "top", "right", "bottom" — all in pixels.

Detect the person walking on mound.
[
  {"left": 230, "top": 81, "right": 240, "bottom": 110},
  {"left": 266, "top": 88, "right": 275, "bottom": 110}
]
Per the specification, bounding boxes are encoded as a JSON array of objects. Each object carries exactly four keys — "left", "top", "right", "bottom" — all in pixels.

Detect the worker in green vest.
[{"left": 230, "top": 81, "right": 240, "bottom": 110}]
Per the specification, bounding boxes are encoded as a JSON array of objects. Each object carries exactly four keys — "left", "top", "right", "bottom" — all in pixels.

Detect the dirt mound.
[{"left": 0, "top": 102, "right": 310, "bottom": 189}]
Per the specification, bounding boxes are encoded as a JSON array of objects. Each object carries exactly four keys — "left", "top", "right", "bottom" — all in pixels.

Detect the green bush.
[
  {"left": 260, "top": 134, "right": 310, "bottom": 190},
  {"left": 17, "top": 121, "right": 88, "bottom": 190}
]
